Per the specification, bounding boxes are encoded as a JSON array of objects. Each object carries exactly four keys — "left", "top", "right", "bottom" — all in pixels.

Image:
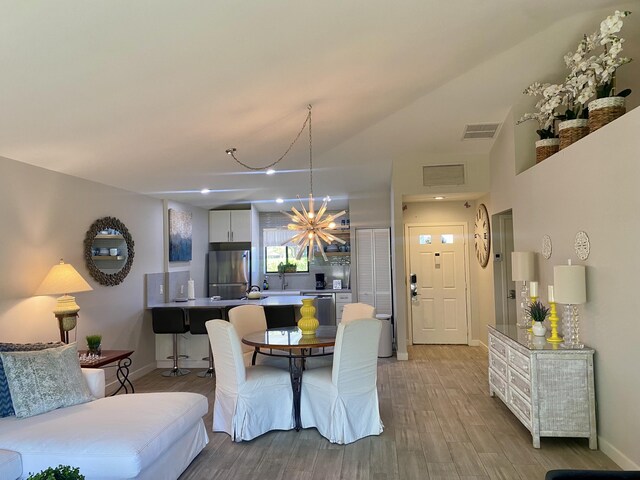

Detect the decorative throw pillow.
[
  {"left": 0, "top": 341, "right": 63, "bottom": 417},
  {"left": 0, "top": 343, "right": 93, "bottom": 418}
]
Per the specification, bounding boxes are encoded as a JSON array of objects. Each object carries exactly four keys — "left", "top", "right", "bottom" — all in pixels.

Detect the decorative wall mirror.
[{"left": 84, "top": 217, "right": 135, "bottom": 286}]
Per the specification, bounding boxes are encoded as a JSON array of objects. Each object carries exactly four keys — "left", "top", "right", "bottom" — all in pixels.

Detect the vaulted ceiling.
[{"left": 0, "top": 1, "right": 631, "bottom": 210}]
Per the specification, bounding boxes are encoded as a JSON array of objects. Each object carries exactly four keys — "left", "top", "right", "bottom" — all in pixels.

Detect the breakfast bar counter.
[{"left": 149, "top": 295, "right": 307, "bottom": 309}]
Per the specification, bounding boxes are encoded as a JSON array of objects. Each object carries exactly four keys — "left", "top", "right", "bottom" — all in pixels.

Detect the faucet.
[{"left": 279, "top": 272, "right": 288, "bottom": 290}]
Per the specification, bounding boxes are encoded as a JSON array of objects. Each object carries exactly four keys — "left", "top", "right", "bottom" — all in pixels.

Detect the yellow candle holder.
[{"left": 547, "top": 301, "right": 563, "bottom": 343}]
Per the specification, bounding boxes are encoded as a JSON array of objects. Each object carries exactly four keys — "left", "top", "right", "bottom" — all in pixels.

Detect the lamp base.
[{"left": 55, "top": 313, "right": 78, "bottom": 344}]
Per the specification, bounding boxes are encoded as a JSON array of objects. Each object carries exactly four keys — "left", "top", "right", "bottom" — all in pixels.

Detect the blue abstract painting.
[{"left": 169, "top": 209, "right": 192, "bottom": 262}]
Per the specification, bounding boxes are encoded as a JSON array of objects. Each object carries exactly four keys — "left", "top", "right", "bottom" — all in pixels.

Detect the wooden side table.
[{"left": 79, "top": 350, "right": 135, "bottom": 396}]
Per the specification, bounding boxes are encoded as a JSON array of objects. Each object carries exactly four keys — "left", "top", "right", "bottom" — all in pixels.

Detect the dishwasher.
[{"left": 302, "top": 293, "right": 336, "bottom": 326}]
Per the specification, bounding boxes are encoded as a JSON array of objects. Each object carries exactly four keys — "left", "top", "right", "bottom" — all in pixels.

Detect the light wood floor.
[{"left": 133, "top": 345, "right": 619, "bottom": 480}]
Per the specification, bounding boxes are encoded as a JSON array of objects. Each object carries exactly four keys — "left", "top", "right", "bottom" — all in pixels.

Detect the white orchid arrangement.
[
  {"left": 518, "top": 11, "right": 632, "bottom": 137},
  {"left": 564, "top": 10, "right": 632, "bottom": 103}
]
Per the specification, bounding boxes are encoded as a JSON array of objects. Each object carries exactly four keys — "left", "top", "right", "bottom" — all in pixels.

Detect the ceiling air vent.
[
  {"left": 462, "top": 123, "right": 501, "bottom": 140},
  {"left": 423, "top": 164, "right": 465, "bottom": 187}
]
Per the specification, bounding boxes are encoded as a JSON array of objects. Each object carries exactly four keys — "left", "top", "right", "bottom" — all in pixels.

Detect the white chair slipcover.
[
  {"left": 206, "top": 320, "right": 294, "bottom": 441},
  {"left": 341, "top": 302, "right": 376, "bottom": 323},
  {"left": 300, "top": 318, "right": 383, "bottom": 444},
  {"left": 227, "top": 304, "right": 289, "bottom": 369}
]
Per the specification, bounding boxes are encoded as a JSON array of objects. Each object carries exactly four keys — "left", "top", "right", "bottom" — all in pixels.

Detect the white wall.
[
  {"left": 485, "top": 107, "right": 640, "bottom": 468},
  {"left": 0, "top": 155, "right": 164, "bottom": 381}
]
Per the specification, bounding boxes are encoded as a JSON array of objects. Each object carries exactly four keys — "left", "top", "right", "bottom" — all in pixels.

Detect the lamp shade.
[
  {"left": 511, "top": 251, "right": 536, "bottom": 281},
  {"left": 35, "top": 259, "right": 93, "bottom": 295},
  {"left": 554, "top": 265, "right": 586, "bottom": 304}
]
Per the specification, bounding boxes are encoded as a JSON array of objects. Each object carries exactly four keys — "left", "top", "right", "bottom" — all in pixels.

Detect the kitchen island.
[{"left": 151, "top": 296, "right": 309, "bottom": 370}]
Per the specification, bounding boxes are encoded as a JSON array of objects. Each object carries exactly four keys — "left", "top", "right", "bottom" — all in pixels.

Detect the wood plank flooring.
[{"left": 132, "top": 345, "right": 619, "bottom": 480}]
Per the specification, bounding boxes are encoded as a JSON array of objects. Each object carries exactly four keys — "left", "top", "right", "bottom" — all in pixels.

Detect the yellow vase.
[{"left": 298, "top": 298, "right": 319, "bottom": 336}]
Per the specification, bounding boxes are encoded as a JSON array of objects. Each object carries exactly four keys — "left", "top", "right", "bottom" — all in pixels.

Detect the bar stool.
[
  {"left": 152, "top": 307, "right": 190, "bottom": 377},
  {"left": 188, "top": 308, "right": 224, "bottom": 378}
]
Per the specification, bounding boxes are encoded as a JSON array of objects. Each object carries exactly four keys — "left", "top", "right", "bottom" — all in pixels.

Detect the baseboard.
[
  {"left": 599, "top": 436, "right": 640, "bottom": 470},
  {"left": 478, "top": 340, "right": 489, "bottom": 351},
  {"left": 468, "top": 339, "right": 481, "bottom": 347},
  {"left": 396, "top": 351, "right": 409, "bottom": 361},
  {"left": 105, "top": 361, "right": 156, "bottom": 395}
]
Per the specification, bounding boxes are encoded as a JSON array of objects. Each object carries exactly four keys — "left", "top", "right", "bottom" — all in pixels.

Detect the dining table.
[{"left": 242, "top": 325, "right": 337, "bottom": 431}]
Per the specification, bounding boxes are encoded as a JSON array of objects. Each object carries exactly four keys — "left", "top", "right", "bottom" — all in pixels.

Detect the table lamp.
[
  {"left": 35, "top": 259, "right": 93, "bottom": 343},
  {"left": 554, "top": 261, "right": 586, "bottom": 349},
  {"left": 511, "top": 251, "right": 536, "bottom": 328}
]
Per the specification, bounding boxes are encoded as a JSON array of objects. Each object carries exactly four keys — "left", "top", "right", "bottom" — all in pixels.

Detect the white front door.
[{"left": 409, "top": 225, "right": 468, "bottom": 344}]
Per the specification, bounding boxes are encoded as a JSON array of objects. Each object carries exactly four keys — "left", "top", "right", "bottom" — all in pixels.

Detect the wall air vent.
[
  {"left": 423, "top": 164, "right": 465, "bottom": 187},
  {"left": 462, "top": 123, "right": 501, "bottom": 140}
]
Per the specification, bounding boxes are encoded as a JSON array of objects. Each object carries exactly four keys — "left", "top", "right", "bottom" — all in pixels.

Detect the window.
[
  {"left": 265, "top": 246, "right": 309, "bottom": 273},
  {"left": 441, "top": 234, "right": 454, "bottom": 244},
  {"left": 419, "top": 235, "right": 432, "bottom": 245}
]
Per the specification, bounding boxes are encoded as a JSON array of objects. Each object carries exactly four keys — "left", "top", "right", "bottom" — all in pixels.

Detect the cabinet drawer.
[
  {"left": 508, "top": 348, "right": 531, "bottom": 379},
  {"left": 489, "top": 369, "right": 507, "bottom": 401},
  {"left": 489, "top": 352, "right": 507, "bottom": 380},
  {"left": 489, "top": 334, "right": 507, "bottom": 359},
  {"left": 508, "top": 366, "right": 532, "bottom": 400},
  {"left": 509, "top": 387, "right": 532, "bottom": 428},
  {"left": 336, "top": 293, "right": 352, "bottom": 302}
]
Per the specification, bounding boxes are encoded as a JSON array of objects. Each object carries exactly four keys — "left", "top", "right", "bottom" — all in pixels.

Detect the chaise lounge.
[{"left": 0, "top": 367, "right": 209, "bottom": 479}]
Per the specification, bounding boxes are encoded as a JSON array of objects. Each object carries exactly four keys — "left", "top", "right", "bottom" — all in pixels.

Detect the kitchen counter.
[
  {"left": 150, "top": 295, "right": 308, "bottom": 308},
  {"left": 262, "top": 289, "right": 351, "bottom": 295}
]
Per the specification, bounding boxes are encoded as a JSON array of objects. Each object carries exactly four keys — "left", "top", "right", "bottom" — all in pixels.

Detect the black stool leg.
[
  {"left": 162, "top": 333, "right": 190, "bottom": 377},
  {"left": 197, "top": 343, "right": 215, "bottom": 378}
]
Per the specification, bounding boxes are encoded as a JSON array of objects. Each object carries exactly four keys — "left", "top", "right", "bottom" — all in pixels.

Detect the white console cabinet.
[
  {"left": 488, "top": 325, "right": 597, "bottom": 449},
  {"left": 209, "top": 210, "right": 251, "bottom": 242}
]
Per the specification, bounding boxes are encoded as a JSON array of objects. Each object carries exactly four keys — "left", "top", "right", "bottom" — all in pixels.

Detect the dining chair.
[
  {"left": 205, "top": 320, "right": 295, "bottom": 441},
  {"left": 300, "top": 318, "right": 383, "bottom": 444},
  {"left": 227, "top": 305, "right": 289, "bottom": 368},
  {"left": 341, "top": 302, "right": 376, "bottom": 324}
]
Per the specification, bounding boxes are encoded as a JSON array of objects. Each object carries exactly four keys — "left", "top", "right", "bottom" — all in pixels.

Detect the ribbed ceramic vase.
[{"left": 298, "top": 298, "right": 319, "bottom": 336}]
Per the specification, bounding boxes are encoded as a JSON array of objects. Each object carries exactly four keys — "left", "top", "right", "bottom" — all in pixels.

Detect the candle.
[
  {"left": 548, "top": 285, "right": 555, "bottom": 303},
  {"left": 529, "top": 281, "right": 538, "bottom": 297}
]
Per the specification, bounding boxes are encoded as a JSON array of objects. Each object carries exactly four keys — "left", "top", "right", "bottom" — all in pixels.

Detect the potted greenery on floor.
[{"left": 28, "top": 465, "right": 85, "bottom": 480}]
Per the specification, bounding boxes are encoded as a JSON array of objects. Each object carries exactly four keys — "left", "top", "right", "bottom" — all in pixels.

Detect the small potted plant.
[
  {"left": 86, "top": 334, "right": 102, "bottom": 356},
  {"left": 528, "top": 300, "right": 550, "bottom": 337},
  {"left": 277, "top": 262, "right": 297, "bottom": 274},
  {"left": 28, "top": 465, "right": 85, "bottom": 480},
  {"left": 517, "top": 82, "right": 562, "bottom": 163}
]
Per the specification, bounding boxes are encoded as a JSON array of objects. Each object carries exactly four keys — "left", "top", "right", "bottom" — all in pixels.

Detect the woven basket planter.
[
  {"left": 535, "top": 138, "right": 560, "bottom": 163},
  {"left": 589, "top": 97, "right": 626, "bottom": 133},
  {"left": 559, "top": 119, "right": 589, "bottom": 150}
]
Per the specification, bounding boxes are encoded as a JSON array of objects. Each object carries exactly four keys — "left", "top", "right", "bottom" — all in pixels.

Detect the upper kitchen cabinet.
[{"left": 209, "top": 209, "right": 251, "bottom": 243}]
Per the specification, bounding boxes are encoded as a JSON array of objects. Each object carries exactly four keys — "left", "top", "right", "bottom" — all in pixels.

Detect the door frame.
[
  {"left": 404, "top": 222, "right": 472, "bottom": 345},
  {"left": 492, "top": 210, "right": 515, "bottom": 326}
]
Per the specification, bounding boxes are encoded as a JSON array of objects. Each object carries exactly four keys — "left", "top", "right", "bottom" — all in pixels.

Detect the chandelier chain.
[
  {"left": 228, "top": 105, "right": 312, "bottom": 172},
  {"left": 308, "top": 104, "right": 313, "bottom": 196}
]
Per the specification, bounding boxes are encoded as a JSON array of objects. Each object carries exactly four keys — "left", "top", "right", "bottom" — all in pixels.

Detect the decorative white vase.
[{"left": 532, "top": 322, "right": 547, "bottom": 337}]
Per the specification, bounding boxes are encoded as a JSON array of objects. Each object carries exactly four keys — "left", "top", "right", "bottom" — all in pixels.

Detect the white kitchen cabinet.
[
  {"left": 488, "top": 325, "right": 597, "bottom": 449},
  {"left": 335, "top": 292, "right": 352, "bottom": 324},
  {"left": 355, "top": 228, "right": 392, "bottom": 315},
  {"left": 209, "top": 210, "right": 251, "bottom": 242}
]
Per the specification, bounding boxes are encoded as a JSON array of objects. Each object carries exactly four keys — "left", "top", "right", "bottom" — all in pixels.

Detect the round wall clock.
[
  {"left": 474, "top": 203, "right": 491, "bottom": 268},
  {"left": 574, "top": 231, "right": 590, "bottom": 260},
  {"left": 542, "top": 235, "right": 552, "bottom": 259}
]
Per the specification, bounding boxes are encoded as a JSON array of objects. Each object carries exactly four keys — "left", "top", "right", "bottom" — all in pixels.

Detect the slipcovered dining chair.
[
  {"left": 205, "top": 320, "right": 295, "bottom": 441},
  {"left": 300, "top": 318, "right": 383, "bottom": 444},
  {"left": 228, "top": 305, "right": 288, "bottom": 368},
  {"left": 341, "top": 302, "right": 376, "bottom": 324}
]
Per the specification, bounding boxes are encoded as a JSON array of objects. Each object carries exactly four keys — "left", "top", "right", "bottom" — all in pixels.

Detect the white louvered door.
[{"left": 356, "top": 228, "right": 392, "bottom": 315}]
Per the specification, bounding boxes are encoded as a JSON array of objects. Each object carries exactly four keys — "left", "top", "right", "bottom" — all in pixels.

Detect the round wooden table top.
[{"left": 242, "top": 325, "right": 337, "bottom": 350}]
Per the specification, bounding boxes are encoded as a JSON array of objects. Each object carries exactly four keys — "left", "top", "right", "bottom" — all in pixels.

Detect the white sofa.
[{"left": 0, "top": 369, "right": 209, "bottom": 480}]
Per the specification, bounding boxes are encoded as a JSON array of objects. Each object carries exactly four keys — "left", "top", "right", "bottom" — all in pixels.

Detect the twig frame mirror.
[{"left": 84, "top": 217, "right": 135, "bottom": 286}]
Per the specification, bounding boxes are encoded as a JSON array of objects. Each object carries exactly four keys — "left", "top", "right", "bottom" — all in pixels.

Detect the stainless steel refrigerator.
[{"left": 208, "top": 250, "right": 250, "bottom": 299}]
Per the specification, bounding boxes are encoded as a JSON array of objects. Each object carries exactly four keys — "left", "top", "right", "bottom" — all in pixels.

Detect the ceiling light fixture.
[
  {"left": 434, "top": 196, "right": 445, "bottom": 200},
  {"left": 226, "top": 105, "right": 345, "bottom": 260},
  {"left": 201, "top": 188, "right": 211, "bottom": 194},
  {"left": 276, "top": 198, "right": 284, "bottom": 204},
  {"left": 266, "top": 169, "right": 276, "bottom": 175}
]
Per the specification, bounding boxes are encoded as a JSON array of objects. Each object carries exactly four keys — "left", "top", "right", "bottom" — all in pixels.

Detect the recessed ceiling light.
[
  {"left": 266, "top": 169, "right": 276, "bottom": 175},
  {"left": 434, "top": 196, "right": 445, "bottom": 200},
  {"left": 323, "top": 196, "right": 332, "bottom": 202},
  {"left": 201, "top": 188, "right": 211, "bottom": 194},
  {"left": 276, "top": 198, "right": 284, "bottom": 204}
]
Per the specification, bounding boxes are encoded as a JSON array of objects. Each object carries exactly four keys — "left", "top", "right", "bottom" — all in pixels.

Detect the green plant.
[
  {"left": 535, "top": 126, "right": 556, "bottom": 140},
  {"left": 86, "top": 334, "right": 102, "bottom": 351},
  {"left": 27, "top": 465, "right": 85, "bottom": 480},
  {"left": 277, "top": 262, "right": 297, "bottom": 273},
  {"left": 528, "top": 300, "right": 550, "bottom": 323}
]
